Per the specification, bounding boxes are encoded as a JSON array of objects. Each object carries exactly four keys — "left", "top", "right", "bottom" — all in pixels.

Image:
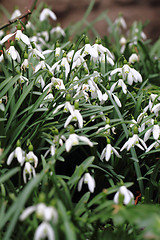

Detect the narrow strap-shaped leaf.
[{"left": 5, "top": 81, "right": 34, "bottom": 133}]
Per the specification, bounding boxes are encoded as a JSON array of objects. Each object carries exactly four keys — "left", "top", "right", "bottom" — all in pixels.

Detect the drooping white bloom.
[
  {"left": 110, "top": 79, "right": 127, "bottom": 94},
  {"left": 34, "top": 222, "right": 55, "bottom": 240},
  {"left": 100, "top": 143, "right": 121, "bottom": 161},
  {"left": 113, "top": 186, "right": 134, "bottom": 205},
  {"left": 92, "top": 43, "right": 114, "bottom": 59},
  {"left": 73, "top": 43, "right": 98, "bottom": 61},
  {"left": 40, "top": 93, "right": 54, "bottom": 108},
  {"left": 44, "top": 135, "right": 66, "bottom": 158},
  {"left": 129, "top": 53, "right": 139, "bottom": 64},
  {"left": 72, "top": 55, "right": 89, "bottom": 71},
  {"left": 1, "top": 28, "right": 30, "bottom": 46},
  {"left": 53, "top": 101, "right": 73, "bottom": 115},
  {"left": 43, "top": 77, "right": 65, "bottom": 92},
  {"left": 101, "top": 91, "right": 122, "bottom": 107},
  {"left": 120, "top": 36, "right": 127, "bottom": 54},
  {"left": 37, "top": 31, "right": 49, "bottom": 42},
  {"left": 20, "top": 203, "right": 58, "bottom": 223},
  {"left": 50, "top": 26, "right": 65, "bottom": 36},
  {"left": 144, "top": 120, "right": 160, "bottom": 142},
  {"left": 114, "top": 16, "right": 127, "bottom": 30},
  {"left": 99, "top": 53, "right": 114, "bottom": 66},
  {"left": 7, "top": 146, "right": 25, "bottom": 166},
  {"left": 21, "top": 59, "right": 29, "bottom": 70},
  {"left": 97, "top": 124, "right": 116, "bottom": 135},
  {"left": 10, "top": 9, "right": 21, "bottom": 20},
  {"left": 51, "top": 56, "right": 70, "bottom": 78},
  {"left": 23, "top": 162, "right": 36, "bottom": 183},
  {"left": 7, "top": 45, "right": 20, "bottom": 62},
  {"left": 78, "top": 173, "right": 95, "bottom": 193},
  {"left": 146, "top": 140, "right": 160, "bottom": 152},
  {"left": 151, "top": 103, "right": 160, "bottom": 117},
  {"left": 29, "top": 45, "right": 45, "bottom": 60},
  {"left": 40, "top": 8, "right": 57, "bottom": 21},
  {"left": 111, "top": 64, "right": 142, "bottom": 86},
  {"left": 65, "top": 133, "right": 93, "bottom": 152},
  {"left": 26, "top": 21, "right": 35, "bottom": 30},
  {"left": 34, "top": 60, "right": 51, "bottom": 73},
  {"left": 64, "top": 109, "right": 83, "bottom": 129},
  {"left": 120, "top": 134, "right": 147, "bottom": 151},
  {"left": 87, "top": 77, "right": 103, "bottom": 101},
  {"left": 26, "top": 151, "right": 38, "bottom": 168}
]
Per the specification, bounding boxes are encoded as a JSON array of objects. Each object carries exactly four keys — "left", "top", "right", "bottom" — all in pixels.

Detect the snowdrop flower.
[
  {"left": 120, "top": 134, "right": 147, "bottom": 151},
  {"left": 44, "top": 134, "right": 66, "bottom": 158},
  {"left": 110, "top": 79, "right": 127, "bottom": 94},
  {"left": 40, "top": 8, "right": 57, "bottom": 21},
  {"left": 7, "top": 145, "right": 25, "bottom": 166},
  {"left": 34, "top": 60, "right": 51, "bottom": 73},
  {"left": 78, "top": 173, "right": 95, "bottom": 193},
  {"left": 72, "top": 55, "right": 89, "bottom": 71},
  {"left": 26, "top": 150, "right": 38, "bottom": 168},
  {"left": 10, "top": 9, "right": 21, "bottom": 20},
  {"left": 20, "top": 203, "right": 58, "bottom": 223},
  {"left": 64, "top": 108, "right": 83, "bottom": 129},
  {"left": 73, "top": 83, "right": 90, "bottom": 102},
  {"left": 146, "top": 140, "right": 160, "bottom": 152},
  {"left": 120, "top": 36, "right": 127, "bottom": 54},
  {"left": 37, "top": 31, "right": 49, "bottom": 42},
  {"left": 144, "top": 120, "right": 160, "bottom": 142},
  {"left": 52, "top": 56, "right": 70, "bottom": 78},
  {"left": 55, "top": 47, "right": 62, "bottom": 57},
  {"left": 40, "top": 93, "right": 54, "bottom": 108},
  {"left": 87, "top": 76, "right": 103, "bottom": 101},
  {"left": 101, "top": 91, "right": 122, "bottom": 107},
  {"left": 114, "top": 16, "right": 127, "bottom": 30},
  {"left": 36, "top": 75, "right": 45, "bottom": 89},
  {"left": 21, "top": 52, "right": 29, "bottom": 70},
  {"left": 26, "top": 21, "right": 35, "bottom": 30},
  {"left": 65, "top": 133, "right": 93, "bottom": 152},
  {"left": 74, "top": 42, "right": 98, "bottom": 62},
  {"left": 34, "top": 222, "right": 55, "bottom": 240},
  {"left": 99, "top": 53, "right": 114, "bottom": 66},
  {"left": 53, "top": 101, "right": 73, "bottom": 115},
  {"left": 7, "top": 41, "right": 20, "bottom": 62},
  {"left": 1, "top": 23, "right": 30, "bottom": 46},
  {"left": 93, "top": 43, "right": 114, "bottom": 58},
  {"left": 129, "top": 53, "right": 139, "bottom": 64},
  {"left": 111, "top": 64, "right": 142, "bottom": 86},
  {"left": 113, "top": 186, "right": 134, "bottom": 205},
  {"left": 43, "top": 77, "right": 65, "bottom": 92},
  {"left": 29, "top": 42, "right": 45, "bottom": 60},
  {"left": 100, "top": 139, "right": 121, "bottom": 161},
  {"left": 97, "top": 120, "right": 116, "bottom": 135},
  {"left": 151, "top": 103, "right": 160, "bottom": 117},
  {"left": 50, "top": 26, "right": 65, "bottom": 36},
  {"left": 67, "top": 50, "right": 74, "bottom": 62},
  {"left": 23, "top": 162, "right": 36, "bottom": 183}
]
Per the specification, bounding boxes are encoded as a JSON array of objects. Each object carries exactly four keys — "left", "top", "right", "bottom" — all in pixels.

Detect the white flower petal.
[
  {"left": 19, "top": 206, "right": 36, "bottom": 221},
  {"left": 153, "top": 125, "right": 160, "bottom": 140},
  {"left": 1, "top": 33, "right": 15, "bottom": 44}
]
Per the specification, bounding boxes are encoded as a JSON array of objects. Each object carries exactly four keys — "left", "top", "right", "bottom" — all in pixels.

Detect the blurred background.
[{"left": 0, "top": 0, "right": 160, "bottom": 42}]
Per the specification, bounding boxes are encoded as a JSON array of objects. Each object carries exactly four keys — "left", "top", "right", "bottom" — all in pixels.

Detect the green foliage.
[{"left": 0, "top": 1, "right": 160, "bottom": 239}]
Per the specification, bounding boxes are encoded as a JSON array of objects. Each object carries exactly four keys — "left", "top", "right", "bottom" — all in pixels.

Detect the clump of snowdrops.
[{"left": 0, "top": 1, "right": 160, "bottom": 239}]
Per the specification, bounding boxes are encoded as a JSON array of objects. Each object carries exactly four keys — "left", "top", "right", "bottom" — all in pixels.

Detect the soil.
[{"left": 0, "top": 0, "right": 160, "bottom": 42}]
